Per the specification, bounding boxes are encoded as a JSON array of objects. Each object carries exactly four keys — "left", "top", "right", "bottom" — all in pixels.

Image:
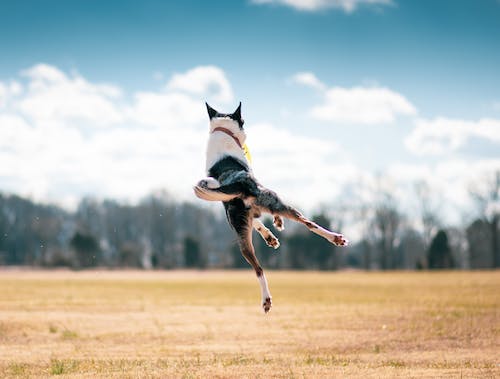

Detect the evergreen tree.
[{"left": 428, "top": 229, "right": 454, "bottom": 269}]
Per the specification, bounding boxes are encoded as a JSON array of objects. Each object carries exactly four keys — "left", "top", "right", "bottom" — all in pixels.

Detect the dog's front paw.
[
  {"left": 198, "top": 179, "right": 208, "bottom": 188},
  {"left": 262, "top": 297, "right": 272, "bottom": 313},
  {"left": 197, "top": 178, "right": 220, "bottom": 189},
  {"left": 273, "top": 215, "right": 284, "bottom": 231},
  {"left": 331, "top": 233, "right": 349, "bottom": 246}
]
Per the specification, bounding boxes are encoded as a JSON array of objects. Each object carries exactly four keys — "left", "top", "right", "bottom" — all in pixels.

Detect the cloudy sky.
[{"left": 0, "top": 0, "right": 499, "bottom": 225}]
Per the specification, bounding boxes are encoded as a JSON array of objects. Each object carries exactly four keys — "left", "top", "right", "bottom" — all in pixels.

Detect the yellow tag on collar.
[{"left": 243, "top": 143, "right": 252, "bottom": 164}]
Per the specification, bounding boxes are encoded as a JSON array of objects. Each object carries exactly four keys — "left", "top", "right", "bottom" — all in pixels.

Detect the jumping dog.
[{"left": 194, "top": 102, "right": 348, "bottom": 313}]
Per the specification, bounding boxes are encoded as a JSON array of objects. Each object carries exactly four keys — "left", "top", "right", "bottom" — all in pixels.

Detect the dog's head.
[{"left": 205, "top": 102, "right": 246, "bottom": 145}]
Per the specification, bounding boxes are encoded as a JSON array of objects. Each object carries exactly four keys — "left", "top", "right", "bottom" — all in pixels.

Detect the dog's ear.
[
  {"left": 231, "top": 102, "right": 244, "bottom": 127},
  {"left": 205, "top": 102, "right": 217, "bottom": 119},
  {"left": 232, "top": 102, "right": 242, "bottom": 120}
]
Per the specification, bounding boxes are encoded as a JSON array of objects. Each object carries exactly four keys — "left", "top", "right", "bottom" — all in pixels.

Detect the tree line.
[{"left": 0, "top": 172, "right": 499, "bottom": 270}]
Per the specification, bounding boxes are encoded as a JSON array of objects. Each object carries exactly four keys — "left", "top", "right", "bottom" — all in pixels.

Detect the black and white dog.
[{"left": 194, "top": 102, "right": 348, "bottom": 313}]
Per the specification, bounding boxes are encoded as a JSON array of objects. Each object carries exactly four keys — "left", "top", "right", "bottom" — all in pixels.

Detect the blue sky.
[
  {"left": 0, "top": 0, "right": 499, "bottom": 228},
  {"left": 2, "top": 0, "right": 499, "bottom": 115}
]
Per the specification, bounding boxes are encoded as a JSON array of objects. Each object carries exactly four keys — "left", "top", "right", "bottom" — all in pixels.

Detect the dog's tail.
[{"left": 193, "top": 185, "right": 240, "bottom": 202}]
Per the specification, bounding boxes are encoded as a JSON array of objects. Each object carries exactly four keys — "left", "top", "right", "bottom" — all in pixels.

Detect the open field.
[{"left": 0, "top": 270, "right": 498, "bottom": 378}]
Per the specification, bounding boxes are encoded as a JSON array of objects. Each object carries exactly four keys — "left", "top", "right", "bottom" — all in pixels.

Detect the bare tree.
[
  {"left": 139, "top": 193, "right": 176, "bottom": 268},
  {"left": 372, "top": 202, "right": 403, "bottom": 269},
  {"left": 369, "top": 176, "right": 405, "bottom": 269},
  {"left": 469, "top": 171, "right": 500, "bottom": 268},
  {"left": 414, "top": 180, "right": 441, "bottom": 252},
  {"left": 466, "top": 219, "right": 493, "bottom": 269},
  {"left": 398, "top": 228, "right": 425, "bottom": 269}
]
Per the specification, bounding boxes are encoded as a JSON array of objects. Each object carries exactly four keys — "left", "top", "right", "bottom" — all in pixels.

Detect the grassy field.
[{"left": 0, "top": 270, "right": 498, "bottom": 378}]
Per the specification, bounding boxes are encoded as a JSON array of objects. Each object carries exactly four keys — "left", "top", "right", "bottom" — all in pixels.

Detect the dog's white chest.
[{"left": 205, "top": 133, "right": 247, "bottom": 173}]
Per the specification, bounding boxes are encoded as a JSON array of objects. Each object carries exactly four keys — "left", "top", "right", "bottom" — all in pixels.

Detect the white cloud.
[
  {"left": 2, "top": 62, "right": 498, "bottom": 230},
  {"left": 2, "top": 63, "right": 348, "bottom": 211},
  {"left": 0, "top": 64, "right": 224, "bottom": 207},
  {"left": 386, "top": 159, "right": 500, "bottom": 224},
  {"left": 0, "top": 81, "right": 22, "bottom": 108},
  {"left": 130, "top": 92, "right": 204, "bottom": 127},
  {"left": 22, "top": 63, "right": 67, "bottom": 83},
  {"left": 293, "top": 72, "right": 416, "bottom": 124},
  {"left": 0, "top": 83, "right": 7, "bottom": 107},
  {"left": 18, "top": 63, "right": 124, "bottom": 126},
  {"left": 405, "top": 117, "right": 500, "bottom": 156},
  {"left": 290, "top": 72, "right": 326, "bottom": 91},
  {"left": 166, "top": 65, "right": 233, "bottom": 103},
  {"left": 252, "top": 0, "right": 393, "bottom": 13},
  {"left": 246, "top": 123, "right": 357, "bottom": 209},
  {"left": 311, "top": 86, "right": 416, "bottom": 124}
]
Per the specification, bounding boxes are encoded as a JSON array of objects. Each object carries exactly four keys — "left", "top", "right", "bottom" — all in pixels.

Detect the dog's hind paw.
[
  {"left": 331, "top": 233, "right": 349, "bottom": 246},
  {"left": 262, "top": 297, "right": 272, "bottom": 313}
]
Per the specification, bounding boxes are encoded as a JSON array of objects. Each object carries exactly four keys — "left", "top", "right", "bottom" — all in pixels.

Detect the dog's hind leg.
[
  {"left": 238, "top": 232, "right": 273, "bottom": 313},
  {"left": 288, "top": 209, "right": 349, "bottom": 246},
  {"left": 256, "top": 189, "right": 349, "bottom": 246},
  {"left": 227, "top": 200, "right": 272, "bottom": 313},
  {"left": 253, "top": 219, "right": 280, "bottom": 249}
]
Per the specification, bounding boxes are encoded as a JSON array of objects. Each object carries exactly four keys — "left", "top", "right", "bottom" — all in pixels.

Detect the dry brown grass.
[{"left": 0, "top": 269, "right": 498, "bottom": 378}]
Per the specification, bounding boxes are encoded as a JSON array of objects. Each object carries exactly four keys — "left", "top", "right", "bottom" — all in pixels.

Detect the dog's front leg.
[
  {"left": 197, "top": 177, "right": 221, "bottom": 189},
  {"left": 193, "top": 178, "right": 240, "bottom": 202},
  {"left": 273, "top": 215, "right": 284, "bottom": 231}
]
